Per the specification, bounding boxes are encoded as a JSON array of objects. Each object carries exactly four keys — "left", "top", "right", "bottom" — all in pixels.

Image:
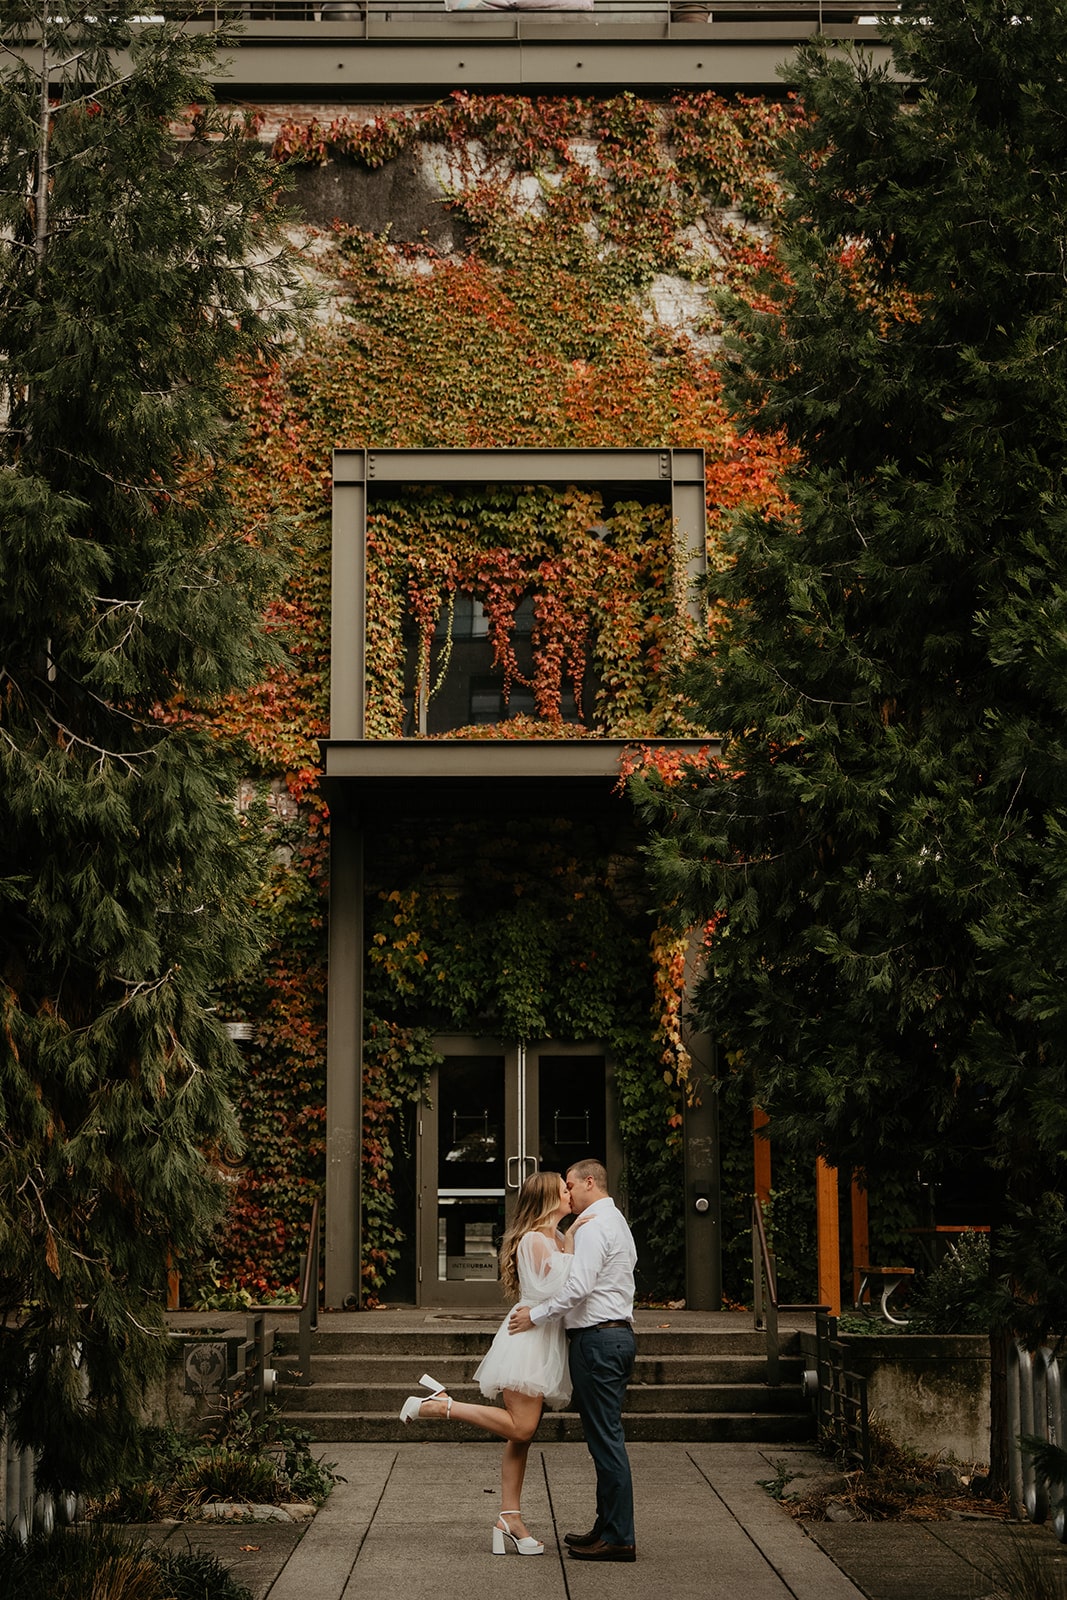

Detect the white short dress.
[{"left": 473, "top": 1231, "right": 572, "bottom": 1410}]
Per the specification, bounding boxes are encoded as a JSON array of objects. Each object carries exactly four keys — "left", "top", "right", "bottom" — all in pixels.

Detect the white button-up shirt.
[{"left": 528, "top": 1196, "right": 637, "bottom": 1330}]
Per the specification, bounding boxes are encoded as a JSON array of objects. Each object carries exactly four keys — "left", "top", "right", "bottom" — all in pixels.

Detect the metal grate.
[{"left": 813, "top": 1310, "right": 870, "bottom": 1471}]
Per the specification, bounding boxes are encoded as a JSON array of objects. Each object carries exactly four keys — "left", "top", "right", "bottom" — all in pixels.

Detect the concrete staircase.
[{"left": 273, "top": 1319, "right": 814, "bottom": 1444}]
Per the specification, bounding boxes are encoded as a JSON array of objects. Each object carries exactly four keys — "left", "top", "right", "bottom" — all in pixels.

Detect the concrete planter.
[{"left": 800, "top": 1331, "right": 990, "bottom": 1463}]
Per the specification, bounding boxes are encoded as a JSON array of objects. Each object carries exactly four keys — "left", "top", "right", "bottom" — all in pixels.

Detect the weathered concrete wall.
[
  {"left": 801, "top": 1332, "right": 991, "bottom": 1464},
  {"left": 287, "top": 149, "right": 471, "bottom": 251},
  {"left": 145, "top": 1325, "right": 256, "bottom": 1435},
  {"left": 241, "top": 103, "right": 727, "bottom": 343}
]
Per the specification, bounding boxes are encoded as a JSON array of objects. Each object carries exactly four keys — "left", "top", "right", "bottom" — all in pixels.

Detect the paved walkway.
[{"left": 146, "top": 1441, "right": 1067, "bottom": 1600}]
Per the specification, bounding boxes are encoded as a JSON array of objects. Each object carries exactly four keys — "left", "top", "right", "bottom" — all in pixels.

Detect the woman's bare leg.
[
  {"left": 419, "top": 1388, "right": 543, "bottom": 1540},
  {"left": 418, "top": 1387, "right": 542, "bottom": 1444},
  {"left": 501, "top": 1438, "right": 533, "bottom": 1538}
]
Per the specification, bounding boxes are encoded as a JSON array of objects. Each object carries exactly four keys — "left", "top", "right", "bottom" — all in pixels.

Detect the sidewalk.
[{"left": 144, "top": 1441, "right": 1067, "bottom": 1600}]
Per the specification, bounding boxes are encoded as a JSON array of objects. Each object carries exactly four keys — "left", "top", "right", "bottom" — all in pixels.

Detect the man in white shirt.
[{"left": 508, "top": 1158, "right": 638, "bottom": 1561}]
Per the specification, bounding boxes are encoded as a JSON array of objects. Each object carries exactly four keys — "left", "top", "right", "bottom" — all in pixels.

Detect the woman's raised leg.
[
  {"left": 417, "top": 1385, "right": 542, "bottom": 1444},
  {"left": 417, "top": 1388, "right": 544, "bottom": 1541}
]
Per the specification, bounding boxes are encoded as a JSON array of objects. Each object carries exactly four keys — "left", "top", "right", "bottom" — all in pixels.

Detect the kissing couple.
[{"left": 400, "top": 1158, "right": 638, "bottom": 1562}]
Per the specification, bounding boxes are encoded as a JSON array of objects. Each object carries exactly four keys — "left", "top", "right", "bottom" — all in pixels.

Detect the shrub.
[
  {"left": 908, "top": 1232, "right": 993, "bottom": 1335},
  {"left": 152, "top": 1546, "right": 255, "bottom": 1600},
  {"left": 170, "top": 1448, "right": 283, "bottom": 1510},
  {"left": 87, "top": 1403, "right": 339, "bottom": 1522},
  {"left": 0, "top": 1527, "right": 252, "bottom": 1600}
]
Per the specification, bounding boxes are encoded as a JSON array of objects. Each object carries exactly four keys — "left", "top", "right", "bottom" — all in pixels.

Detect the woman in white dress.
[{"left": 399, "top": 1169, "right": 580, "bottom": 1555}]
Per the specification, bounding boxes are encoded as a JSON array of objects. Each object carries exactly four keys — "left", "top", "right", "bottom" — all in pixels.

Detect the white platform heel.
[
  {"left": 400, "top": 1371, "right": 453, "bottom": 1423},
  {"left": 492, "top": 1512, "right": 544, "bottom": 1556},
  {"left": 399, "top": 1391, "right": 452, "bottom": 1423}
]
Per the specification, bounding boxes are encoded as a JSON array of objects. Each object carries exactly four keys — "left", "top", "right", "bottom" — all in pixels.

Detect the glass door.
[
  {"left": 417, "top": 1040, "right": 512, "bottom": 1307},
  {"left": 416, "top": 1038, "right": 610, "bottom": 1307}
]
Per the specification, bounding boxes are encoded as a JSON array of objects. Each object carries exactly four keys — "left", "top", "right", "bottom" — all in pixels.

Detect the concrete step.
[
  {"left": 280, "top": 1380, "right": 808, "bottom": 1416},
  {"left": 274, "top": 1328, "right": 780, "bottom": 1359},
  {"left": 292, "top": 1410, "right": 815, "bottom": 1444},
  {"left": 274, "top": 1352, "right": 803, "bottom": 1386},
  {"left": 271, "top": 1318, "right": 815, "bottom": 1445}
]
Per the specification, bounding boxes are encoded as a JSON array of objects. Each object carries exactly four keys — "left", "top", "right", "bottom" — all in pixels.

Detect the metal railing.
[
  {"left": 810, "top": 1309, "right": 870, "bottom": 1470},
  {"left": 131, "top": 0, "right": 903, "bottom": 31},
  {"left": 751, "top": 1196, "right": 829, "bottom": 1384},
  {"left": 1008, "top": 1340, "right": 1067, "bottom": 1542},
  {"left": 245, "top": 1195, "right": 321, "bottom": 1395}
]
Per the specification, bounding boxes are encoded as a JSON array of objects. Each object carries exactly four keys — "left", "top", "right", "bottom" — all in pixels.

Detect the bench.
[{"left": 855, "top": 1264, "right": 914, "bottom": 1324}]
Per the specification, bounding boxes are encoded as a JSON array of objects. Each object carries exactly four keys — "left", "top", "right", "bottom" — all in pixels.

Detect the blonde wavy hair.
[{"left": 499, "top": 1170, "right": 564, "bottom": 1300}]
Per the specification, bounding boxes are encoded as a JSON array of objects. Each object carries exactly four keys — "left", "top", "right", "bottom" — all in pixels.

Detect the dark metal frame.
[
  {"left": 328, "top": 446, "right": 707, "bottom": 747},
  {"left": 323, "top": 447, "right": 711, "bottom": 1308}
]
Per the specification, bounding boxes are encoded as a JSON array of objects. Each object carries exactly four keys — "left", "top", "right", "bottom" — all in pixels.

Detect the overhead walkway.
[{"left": 89, "top": 0, "right": 904, "bottom": 95}]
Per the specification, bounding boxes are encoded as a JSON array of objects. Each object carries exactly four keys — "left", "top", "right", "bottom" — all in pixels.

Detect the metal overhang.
[
  {"left": 322, "top": 736, "right": 713, "bottom": 778},
  {"left": 336, "top": 445, "right": 706, "bottom": 506},
  {"left": 16, "top": 13, "right": 900, "bottom": 99},
  {"left": 320, "top": 733, "right": 712, "bottom": 782},
  {"left": 203, "top": 23, "right": 896, "bottom": 97},
  {"left": 319, "top": 737, "right": 718, "bottom": 818}
]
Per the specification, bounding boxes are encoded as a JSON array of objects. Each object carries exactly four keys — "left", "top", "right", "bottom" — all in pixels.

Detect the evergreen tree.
[
  {"left": 637, "top": 0, "right": 1067, "bottom": 1338},
  {"left": 0, "top": 0, "right": 309, "bottom": 1490}
]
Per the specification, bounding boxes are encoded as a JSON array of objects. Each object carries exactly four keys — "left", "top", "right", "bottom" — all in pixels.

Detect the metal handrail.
[
  {"left": 751, "top": 1196, "right": 828, "bottom": 1384},
  {"left": 246, "top": 1195, "right": 321, "bottom": 1387}
]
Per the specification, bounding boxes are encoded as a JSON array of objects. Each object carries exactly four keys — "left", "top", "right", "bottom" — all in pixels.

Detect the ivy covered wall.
[{"left": 187, "top": 91, "right": 813, "bottom": 1307}]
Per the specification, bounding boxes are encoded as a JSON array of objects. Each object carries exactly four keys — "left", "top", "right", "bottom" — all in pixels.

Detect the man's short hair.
[{"left": 567, "top": 1158, "right": 609, "bottom": 1190}]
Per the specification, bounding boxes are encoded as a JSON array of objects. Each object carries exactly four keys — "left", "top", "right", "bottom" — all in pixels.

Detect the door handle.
[
  {"left": 521, "top": 1155, "right": 538, "bottom": 1180},
  {"left": 506, "top": 1155, "right": 522, "bottom": 1190}
]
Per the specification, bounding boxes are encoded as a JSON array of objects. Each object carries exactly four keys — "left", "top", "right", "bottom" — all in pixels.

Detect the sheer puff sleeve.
[{"left": 516, "top": 1231, "right": 572, "bottom": 1306}]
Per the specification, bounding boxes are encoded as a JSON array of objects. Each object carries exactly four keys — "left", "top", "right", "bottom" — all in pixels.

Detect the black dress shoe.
[
  {"left": 568, "top": 1539, "right": 637, "bottom": 1562},
  {"left": 564, "top": 1528, "right": 600, "bottom": 1548}
]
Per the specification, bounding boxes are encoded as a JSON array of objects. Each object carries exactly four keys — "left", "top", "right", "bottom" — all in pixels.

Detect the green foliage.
[
  {"left": 90, "top": 1404, "right": 340, "bottom": 1520},
  {"left": 758, "top": 1458, "right": 797, "bottom": 1501},
  {"left": 1020, "top": 1437, "right": 1067, "bottom": 1512},
  {"left": 364, "top": 487, "right": 694, "bottom": 739},
  {"left": 172, "top": 1448, "right": 282, "bottom": 1508},
  {"left": 194, "top": 794, "right": 329, "bottom": 1301},
  {"left": 360, "top": 817, "right": 686, "bottom": 1295},
  {"left": 1000, "top": 1193, "right": 1067, "bottom": 1349},
  {"left": 273, "top": 1417, "right": 342, "bottom": 1506},
  {"left": 0, "top": 1, "right": 309, "bottom": 1491},
  {"left": 908, "top": 1233, "right": 994, "bottom": 1335},
  {"left": 151, "top": 1547, "right": 255, "bottom": 1600},
  {"left": 636, "top": 0, "right": 1067, "bottom": 1334},
  {"left": 208, "top": 91, "right": 801, "bottom": 1302},
  {"left": 272, "top": 92, "right": 804, "bottom": 293},
  {"left": 0, "top": 1525, "right": 252, "bottom": 1600}
]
